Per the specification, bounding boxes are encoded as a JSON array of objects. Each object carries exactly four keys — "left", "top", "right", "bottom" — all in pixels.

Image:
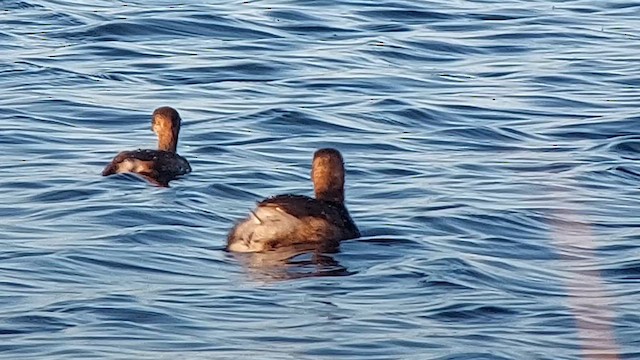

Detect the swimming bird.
[
  {"left": 102, "top": 106, "right": 191, "bottom": 186},
  {"left": 227, "top": 148, "right": 359, "bottom": 252}
]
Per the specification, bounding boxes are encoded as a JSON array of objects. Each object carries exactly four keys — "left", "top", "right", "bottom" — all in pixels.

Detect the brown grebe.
[
  {"left": 227, "top": 148, "right": 359, "bottom": 252},
  {"left": 102, "top": 106, "right": 191, "bottom": 186}
]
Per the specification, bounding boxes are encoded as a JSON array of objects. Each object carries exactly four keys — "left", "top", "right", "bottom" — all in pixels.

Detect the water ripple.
[{"left": 1, "top": 0, "right": 639, "bottom": 358}]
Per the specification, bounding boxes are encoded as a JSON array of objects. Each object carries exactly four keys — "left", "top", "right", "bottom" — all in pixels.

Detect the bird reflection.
[{"left": 229, "top": 242, "right": 354, "bottom": 281}]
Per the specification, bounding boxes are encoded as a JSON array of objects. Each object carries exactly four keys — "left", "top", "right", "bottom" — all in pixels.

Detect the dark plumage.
[
  {"left": 101, "top": 149, "right": 191, "bottom": 187},
  {"left": 258, "top": 194, "right": 359, "bottom": 235}
]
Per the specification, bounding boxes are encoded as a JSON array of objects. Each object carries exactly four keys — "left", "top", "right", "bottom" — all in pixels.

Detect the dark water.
[{"left": 1, "top": 0, "right": 639, "bottom": 358}]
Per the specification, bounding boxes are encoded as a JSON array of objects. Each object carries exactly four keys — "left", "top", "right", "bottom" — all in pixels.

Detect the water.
[{"left": 1, "top": 0, "right": 639, "bottom": 358}]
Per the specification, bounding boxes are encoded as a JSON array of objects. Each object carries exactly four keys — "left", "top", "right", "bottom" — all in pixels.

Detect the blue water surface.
[{"left": 1, "top": 0, "right": 639, "bottom": 359}]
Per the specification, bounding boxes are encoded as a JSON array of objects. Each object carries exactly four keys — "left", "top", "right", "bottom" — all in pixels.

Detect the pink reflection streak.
[{"left": 551, "top": 209, "right": 620, "bottom": 360}]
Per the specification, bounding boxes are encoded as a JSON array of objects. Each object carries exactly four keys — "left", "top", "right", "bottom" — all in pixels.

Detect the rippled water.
[{"left": 1, "top": 0, "right": 639, "bottom": 358}]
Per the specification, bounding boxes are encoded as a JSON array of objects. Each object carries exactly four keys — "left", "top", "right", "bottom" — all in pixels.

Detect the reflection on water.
[
  {"left": 230, "top": 242, "right": 354, "bottom": 281},
  {"left": 550, "top": 185, "right": 621, "bottom": 360}
]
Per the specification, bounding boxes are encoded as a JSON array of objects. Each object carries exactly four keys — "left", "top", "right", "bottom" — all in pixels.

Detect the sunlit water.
[{"left": 1, "top": 0, "right": 639, "bottom": 359}]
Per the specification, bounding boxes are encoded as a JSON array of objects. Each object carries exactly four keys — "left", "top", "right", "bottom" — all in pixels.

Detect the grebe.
[
  {"left": 227, "top": 148, "right": 360, "bottom": 252},
  {"left": 102, "top": 106, "right": 191, "bottom": 186}
]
